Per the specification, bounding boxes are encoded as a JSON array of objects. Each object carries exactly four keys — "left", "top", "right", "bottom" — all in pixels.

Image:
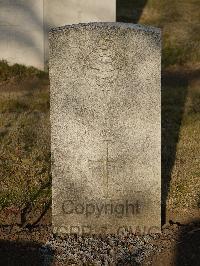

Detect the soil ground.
[{"left": 0, "top": 222, "right": 200, "bottom": 265}]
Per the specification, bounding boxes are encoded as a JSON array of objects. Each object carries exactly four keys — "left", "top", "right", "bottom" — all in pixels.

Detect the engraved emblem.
[{"left": 84, "top": 38, "right": 122, "bottom": 86}]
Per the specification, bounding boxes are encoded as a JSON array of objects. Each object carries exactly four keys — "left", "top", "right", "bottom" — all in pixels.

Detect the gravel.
[{"left": 40, "top": 233, "right": 162, "bottom": 265}]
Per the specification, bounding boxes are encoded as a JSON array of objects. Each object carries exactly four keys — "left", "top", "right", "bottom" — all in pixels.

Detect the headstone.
[{"left": 50, "top": 23, "right": 161, "bottom": 235}]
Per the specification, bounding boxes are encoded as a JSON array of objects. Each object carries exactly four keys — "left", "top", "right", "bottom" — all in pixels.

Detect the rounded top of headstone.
[{"left": 49, "top": 22, "right": 161, "bottom": 36}]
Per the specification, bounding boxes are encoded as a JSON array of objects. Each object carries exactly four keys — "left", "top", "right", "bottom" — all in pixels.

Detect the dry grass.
[
  {"left": 142, "top": 0, "right": 200, "bottom": 68},
  {"left": 0, "top": 60, "right": 47, "bottom": 82},
  {"left": 0, "top": 72, "right": 51, "bottom": 224},
  {"left": 168, "top": 79, "right": 200, "bottom": 210}
]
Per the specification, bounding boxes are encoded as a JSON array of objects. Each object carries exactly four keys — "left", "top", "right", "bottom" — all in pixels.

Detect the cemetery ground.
[
  {"left": 0, "top": 1, "right": 200, "bottom": 265},
  {"left": 0, "top": 63, "right": 199, "bottom": 265}
]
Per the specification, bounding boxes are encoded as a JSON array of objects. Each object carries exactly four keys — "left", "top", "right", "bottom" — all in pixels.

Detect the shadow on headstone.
[
  {"left": 0, "top": 239, "right": 54, "bottom": 266},
  {"left": 116, "top": 0, "right": 148, "bottom": 23}
]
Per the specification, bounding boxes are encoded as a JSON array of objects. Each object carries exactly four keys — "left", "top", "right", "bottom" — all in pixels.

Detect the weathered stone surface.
[{"left": 50, "top": 23, "right": 161, "bottom": 235}]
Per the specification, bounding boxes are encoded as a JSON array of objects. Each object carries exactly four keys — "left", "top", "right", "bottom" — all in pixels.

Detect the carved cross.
[{"left": 88, "top": 140, "right": 117, "bottom": 198}]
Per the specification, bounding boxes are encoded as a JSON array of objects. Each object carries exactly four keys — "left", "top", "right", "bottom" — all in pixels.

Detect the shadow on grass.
[
  {"left": 176, "top": 219, "right": 200, "bottom": 266},
  {"left": 116, "top": 0, "right": 148, "bottom": 23},
  {"left": 161, "top": 69, "right": 200, "bottom": 224},
  {"left": 0, "top": 239, "right": 54, "bottom": 266}
]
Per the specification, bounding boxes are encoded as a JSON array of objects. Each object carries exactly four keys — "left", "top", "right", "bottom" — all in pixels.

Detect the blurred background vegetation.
[{"left": 0, "top": 0, "right": 199, "bottom": 225}]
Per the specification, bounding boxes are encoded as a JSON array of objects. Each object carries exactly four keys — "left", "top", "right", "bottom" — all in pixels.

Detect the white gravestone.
[{"left": 49, "top": 23, "right": 161, "bottom": 235}]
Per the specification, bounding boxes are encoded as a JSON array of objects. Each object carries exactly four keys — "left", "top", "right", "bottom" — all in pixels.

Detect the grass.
[
  {"left": 0, "top": 67, "right": 51, "bottom": 224},
  {"left": 167, "top": 81, "right": 200, "bottom": 210},
  {"left": 0, "top": 60, "right": 47, "bottom": 82},
  {"left": 124, "top": 0, "right": 200, "bottom": 68},
  {"left": 0, "top": 111, "right": 51, "bottom": 206}
]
